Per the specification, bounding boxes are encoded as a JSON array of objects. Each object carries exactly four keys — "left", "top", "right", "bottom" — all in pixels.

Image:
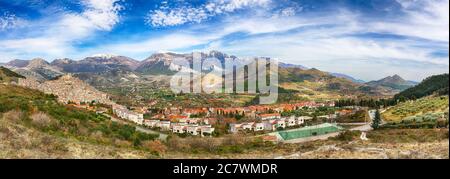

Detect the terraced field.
[{"left": 382, "top": 96, "right": 449, "bottom": 122}]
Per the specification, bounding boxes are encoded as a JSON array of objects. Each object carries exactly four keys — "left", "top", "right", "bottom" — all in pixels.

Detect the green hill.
[
  {"left": 394, "top": 74, "right": 449, "bottom": 101},
  {"left": 0, "top": 66, "right": 25, "bottom": 83},
  {"left": 382, "top": 96, "right": 449, "bottom": 122},
  {"left": 0, "top": 84, "right": 160, "bottom": 156},
  {"left": 278, "top": 67, "right": 385, "bottom": 99}
]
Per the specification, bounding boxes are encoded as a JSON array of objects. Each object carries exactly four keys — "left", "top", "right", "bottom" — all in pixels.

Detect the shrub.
[
  {"left": 143, "top": 140, "right": 167, "bottom": 155},
  {"left": 2, "top": 110, "right": 26, "bottom": 122},
  {"left": 30, "top": 112, "right": 55, "bottom": 128},
  {"left": 332, "top": 130, "right": 360, "bottom": 141}
]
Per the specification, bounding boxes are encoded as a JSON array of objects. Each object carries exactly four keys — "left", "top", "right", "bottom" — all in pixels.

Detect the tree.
[{"left": 371, "top": 110, "right": 381, "bottom": 130}]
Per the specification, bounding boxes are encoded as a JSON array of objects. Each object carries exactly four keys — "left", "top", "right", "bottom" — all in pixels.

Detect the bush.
[
  {"left": 332, "top": 130, "right": 360, "bottom": 141},
  {"left": 143, "top": 140, "right": 167, "bottom": 155},
  {"left": 2, "top": 110, "right": 26, "bottom": 122},
  {"left": 30, "top": 112, "right": 55, "bottom": 128}
]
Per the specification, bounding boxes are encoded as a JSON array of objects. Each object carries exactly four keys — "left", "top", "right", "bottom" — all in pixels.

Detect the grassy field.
[{"left": 382, "top": 96, "right": 449, "bottom": 122}]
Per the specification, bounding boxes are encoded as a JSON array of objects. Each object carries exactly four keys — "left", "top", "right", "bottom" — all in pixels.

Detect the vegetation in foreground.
[
  {"left": 382, "top": 96, "right": 448, "bottom": 122},
  {"left": 0, "top": 84, "right": 160, "bottom": 154}
]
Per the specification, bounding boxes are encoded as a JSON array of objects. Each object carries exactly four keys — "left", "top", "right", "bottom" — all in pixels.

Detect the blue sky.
[{"left": 0, "top": 0, "right": 448, "bottom": 81}]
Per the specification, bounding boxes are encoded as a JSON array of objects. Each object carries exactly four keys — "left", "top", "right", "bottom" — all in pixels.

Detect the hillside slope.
[
  {"left": 382, "top": 96, "right": 449, "bottom": 122},
  {"left": 0, "top": 66, "right": 25, "bottom": 83},
  {"left": 0, "top": 116, "right": 150, "bottom": 159},
  {"left": 0, "top": 84, "right": 161, "bottom": 157},
  {"left": 394, "top": 74, "right": 449, "bottom": 100},
  {"left": 366, "top": 75, "right": 417, "bottom": 91}
]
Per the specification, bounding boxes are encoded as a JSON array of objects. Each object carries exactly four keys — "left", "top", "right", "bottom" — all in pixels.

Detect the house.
[
  {"left": 229, "top": 123, "right": 243, "bottom": 133},
  {"left": 286, "top": 116, "right": 297, "bottom": 127},
  {"left": 298, "top": 116, "right": 313, "bottom": 121},
  {"left": 297, "top": 117, "right": 306, "bottom": 125},
  {"left": 168, "top": 115, "right": 189, "bottom": 122},
  {"left": 242, "top": 123, "right": 255, "bottom": 131},
  {"left": 264, "top": 120, "right": 286, "bottom": 131},
  {"left": 187, "top": 125, "right": 201, "bottom": 135},
  {"left": 187, "top": 118, "right": 200, "bottom": 124},
  {"left": 144, "top": 120, "right": 159, "bottom": 128},
  {"left": 257, "top": 113, "right": 281, "bottom": 120},
  {"left": 159, "top": 121, "right": 171, "bottom": 131},
  {"left": 112, "top": 105, "right": 144, "bottom": 125},
  {"left": 200, "top": 126, "right": 215, "bottom": 136},
  {"left": 253, "top": 123, "right": 265, "bottom": 131},
  {"left": 172, "top": 124, "right": 187, "bottom": 134},
  {"left": 275, "top": 120, "right": 286, "bottom": 129}
]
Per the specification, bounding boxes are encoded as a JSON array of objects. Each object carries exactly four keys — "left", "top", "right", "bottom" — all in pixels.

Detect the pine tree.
[{"left": 371, "top": 109, "right": 381, "bottom": 130}]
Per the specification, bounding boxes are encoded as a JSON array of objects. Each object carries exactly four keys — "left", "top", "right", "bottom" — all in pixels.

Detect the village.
[{"left": 17, "top": 74, "right": 365, "bottom": 138}]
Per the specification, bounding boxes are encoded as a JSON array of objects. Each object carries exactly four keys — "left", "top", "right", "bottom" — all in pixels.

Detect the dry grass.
[
  {"left": 0, "top": 116, "right": 153, "bottom": 159},
  {"left": 30, "top": 112, "right": 55, "bottom": 128},
  {"left": 2, "top": 110, "right": 25, "bottom": 122}
]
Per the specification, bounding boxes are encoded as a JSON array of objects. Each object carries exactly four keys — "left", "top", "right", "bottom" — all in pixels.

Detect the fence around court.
[{"left": 278, "top": 123, "right": 342, "bottom": 140}]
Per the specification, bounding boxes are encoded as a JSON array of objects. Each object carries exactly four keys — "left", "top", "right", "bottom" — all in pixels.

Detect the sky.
[{"left": 0, "top": 0, "right": 448, "bottom": 81}]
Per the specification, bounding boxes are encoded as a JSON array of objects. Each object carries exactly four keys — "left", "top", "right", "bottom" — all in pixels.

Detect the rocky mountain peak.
[{"left": 27, "top": 58, "right": 49, "bottom": 68}]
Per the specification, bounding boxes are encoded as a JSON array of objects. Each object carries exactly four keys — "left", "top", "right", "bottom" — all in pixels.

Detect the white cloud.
[
  {"left": 146, "top": 0, "right": 272, "bottom": 27},
  {"left": 0, "top": 0, "right": 123, "bottom": 61},
  {"left": 373, "top": 0, "right": 449, "bottom": 42},
  {"left": 0, "top": 12, "right": 26, "bottom": 31},
  {"left": 82, "top": 0, "right": 124, "bottom": 31}
]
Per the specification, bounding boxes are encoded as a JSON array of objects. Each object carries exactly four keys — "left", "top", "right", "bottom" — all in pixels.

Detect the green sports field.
[{"left": 278, "top": 123, "right": 342, "bottom": 140}]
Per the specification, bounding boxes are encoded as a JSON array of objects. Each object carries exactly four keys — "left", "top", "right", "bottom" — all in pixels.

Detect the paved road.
[
  {"left": 136, "top": 125, "right": 168, "bottom": 141},
  {"left": 105, "top": 114, "right": 168, "bottom": 141}
]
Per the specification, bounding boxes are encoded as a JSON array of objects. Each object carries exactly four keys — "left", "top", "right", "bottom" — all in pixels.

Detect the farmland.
[{"left": 382, "top": 96, "right": 449, "bottom": 122}]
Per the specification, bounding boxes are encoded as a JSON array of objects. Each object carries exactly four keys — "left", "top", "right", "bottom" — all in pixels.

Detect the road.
[
  {"left": 350, "top": 110, "right": 376, "bottom": 132},
  {"left": 104, "top": 114, "right": 168, "bottom": 141}
]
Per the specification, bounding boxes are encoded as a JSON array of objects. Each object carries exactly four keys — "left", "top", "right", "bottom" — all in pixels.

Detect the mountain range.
[
  {"left": 1, "top": 51, "right": 417, "bottom": 97},
  {"left": 366, "top": 74, "right": 418, "bottom": 91}
]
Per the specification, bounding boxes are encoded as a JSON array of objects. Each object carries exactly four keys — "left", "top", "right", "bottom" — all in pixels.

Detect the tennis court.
[{"left": 278, "top": 123, "right": 342, "bottom": 141}]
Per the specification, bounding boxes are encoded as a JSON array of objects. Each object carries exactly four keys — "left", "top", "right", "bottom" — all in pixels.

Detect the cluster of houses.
[
  {"left": 151, "top": 101, "right": 335, "bottom": 120},
  {"left": 229, "top": 116, "right": 313, "bottom": 133},
  {"left": 143, "top": 118, "right": 215, "bottom": 136},
  {"left": 111, "top": 105, "right": 216, "bottom": 137},
  {"left": 113, "top": 105, "right": 145, "bottom": 125}
]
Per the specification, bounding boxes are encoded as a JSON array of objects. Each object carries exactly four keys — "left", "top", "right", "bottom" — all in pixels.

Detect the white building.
[
  {"left": 200, "top": 125, "right": 215, "bottom": 136},
  {"left": 187, "top": 125, "right": 201, "bottom": 135},
  {"left": 159, "top": 121, "right": 171, "bottom": 131},
  {"left": 229, "top": 123, "right": 243, "bottom": 133},
  {"left": 172, "top": 124, "right": 187, "bottom": 134},
  {"left": 286, "top": 116, "right": 297, "bottom": 127},
  {"left": 113, "top": 105, "right": 144, "bottom": 125},
  {"left": 144, "top": 120, "right": 160, "bottom": 128},
  {"left": 253, "top": 123, "right": 265, "bottom": 131},
  {"left": 242, "top": 123, "right": 255, "bottom": 131}
]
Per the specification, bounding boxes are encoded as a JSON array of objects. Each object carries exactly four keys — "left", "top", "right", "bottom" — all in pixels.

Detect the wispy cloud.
[
  {"left": 0, "top": 12, "right": 26, "bottom": 31},
  {"left": 146, "top": 0, "right": 273, "bottom": 27},
  {"left": 0, "top": 0, "right": 123, "bottom": 61},
  {"left": 0, "top": 0, "right": 447, "bottom": 81}
]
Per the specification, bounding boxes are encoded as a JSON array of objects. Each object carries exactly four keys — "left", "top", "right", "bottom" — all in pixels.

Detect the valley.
[{"left": 0, "top": 52, "right": 448, "bottom": 159}]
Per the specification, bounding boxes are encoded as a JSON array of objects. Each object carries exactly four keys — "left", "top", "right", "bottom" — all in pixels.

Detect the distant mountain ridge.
[
  {"left": 3, "top": 51, "right": 415, "bottom": 97},
  {"left": 5, "top": 58, "right": 64, "bottom": 81},
  {"left": 366, "top": 74, "right": 418, "bottom": 91},
  {"left": 330, "top": 73, "right": 366, "bottom": 84}
]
